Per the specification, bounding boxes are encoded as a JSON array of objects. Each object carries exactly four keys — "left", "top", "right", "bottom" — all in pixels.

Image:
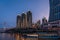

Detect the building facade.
[
  {"left": 16, "top": 14, "right": 21, "bottom": 28},
  {"left": 42, "top": 17, "right": 47, "bottom": 25},
  {"left": 49, "top": 0, "right": 60, "bottom": 22},
  {"left": 21, "top": 13, "right": 27, "bottom": 28},
  {"left": 48, "top": 0, "right": 60, "bottom": 27},
  {"left": 26, "top": 11, "right": 32, "bottom": 28},
  {"left": 36, "top": 20, "right": 41, "bottom": 28},
  {"left": 16, "top": 11, "right": 32, "bottom": 28}
]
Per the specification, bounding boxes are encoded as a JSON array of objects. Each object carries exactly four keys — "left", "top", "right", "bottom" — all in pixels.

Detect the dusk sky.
[{"left": 0, "top": 0, "right": 49, "bottom": 28}]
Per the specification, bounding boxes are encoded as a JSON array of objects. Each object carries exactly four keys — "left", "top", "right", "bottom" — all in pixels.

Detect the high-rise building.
[
  {"left": 16, "top": 14, "right": 21, "bottom": 28},
  {"left": 49, "top": 0, "right": 60, "bottom": 22},
  {"left": 26, "top": 11, "right": 32, "bottom": 28},
  {"left": 21, "top": 13, "right": 26, "bottom": 28},
  {"left": 16, "top": 11, "right": 32, "bottom": 28}
]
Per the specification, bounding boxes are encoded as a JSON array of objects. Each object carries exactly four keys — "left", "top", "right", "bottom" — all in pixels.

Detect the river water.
[{"left": 0, "top": 33, "right": 60, "bottom": 40}]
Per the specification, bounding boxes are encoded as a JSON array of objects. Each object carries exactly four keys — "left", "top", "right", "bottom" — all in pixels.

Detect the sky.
[{"left": 0, "top": 0, "right": 49, "bottom": 28}]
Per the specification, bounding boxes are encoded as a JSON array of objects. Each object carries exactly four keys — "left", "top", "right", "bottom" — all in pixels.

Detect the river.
[{"left": 0, "top": 33, "right": 60, "bottom": 40}]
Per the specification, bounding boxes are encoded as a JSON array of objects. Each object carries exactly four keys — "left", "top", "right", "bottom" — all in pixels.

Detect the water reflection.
[
  {"left": 0, "top": 33, "right": 59, "bottom": 40},
  {"left": 0, "top": 33, "right": 15, "bottom": 40},
  {"left": 14, "top": 33, "right": 27, "bottom": 40},
  {"left": 14, "top": 33, "right": 59, "bottom": 40}
]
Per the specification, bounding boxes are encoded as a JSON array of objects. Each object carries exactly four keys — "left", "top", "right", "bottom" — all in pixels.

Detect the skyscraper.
[
  {"left": 21, "top": 13, "right": 26, "bottom": 28},
  {"left": 16, "top": 14, "right": 21, "bottom": 28},
  {"left": 49, "top": 0, "right": 60, "bottom": 22},
  {"left": 27, "top": 11, "right": 32, "bottom": 28},
  {"left": 16, "top": 11, "right": 32, "bottom": 28}
]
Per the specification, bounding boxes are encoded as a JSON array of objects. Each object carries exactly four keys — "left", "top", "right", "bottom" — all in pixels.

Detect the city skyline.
[
  {"left": 17, "top": 11, "right": 32, "bottom": 28},
  {"left": 0, "top": 0, "right": 49, "bottom": 28}
]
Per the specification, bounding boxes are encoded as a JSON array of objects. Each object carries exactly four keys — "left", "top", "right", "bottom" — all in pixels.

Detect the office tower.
[
  {"left": 49, "top": 0, "right": 60, "bottom": 22},
  {"left": 26, "top": 11, "right": 32, "bottom": 28},
  {"left": 42, "top": 17, "right": 47, "bottom": 25},
  {"left": 25, "top": 14, "right": 28, "bottom": 28},
  {"left": 16, "top": 14, "right": 21, "bottom": 28},
  {"left": 21, "top": 13, "right": 26, "bottom": 28}
]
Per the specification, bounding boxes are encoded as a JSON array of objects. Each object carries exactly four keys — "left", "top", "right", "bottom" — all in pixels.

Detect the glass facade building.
[{"left": 49, "top": 0, "right": 60, "bottom": 22}]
